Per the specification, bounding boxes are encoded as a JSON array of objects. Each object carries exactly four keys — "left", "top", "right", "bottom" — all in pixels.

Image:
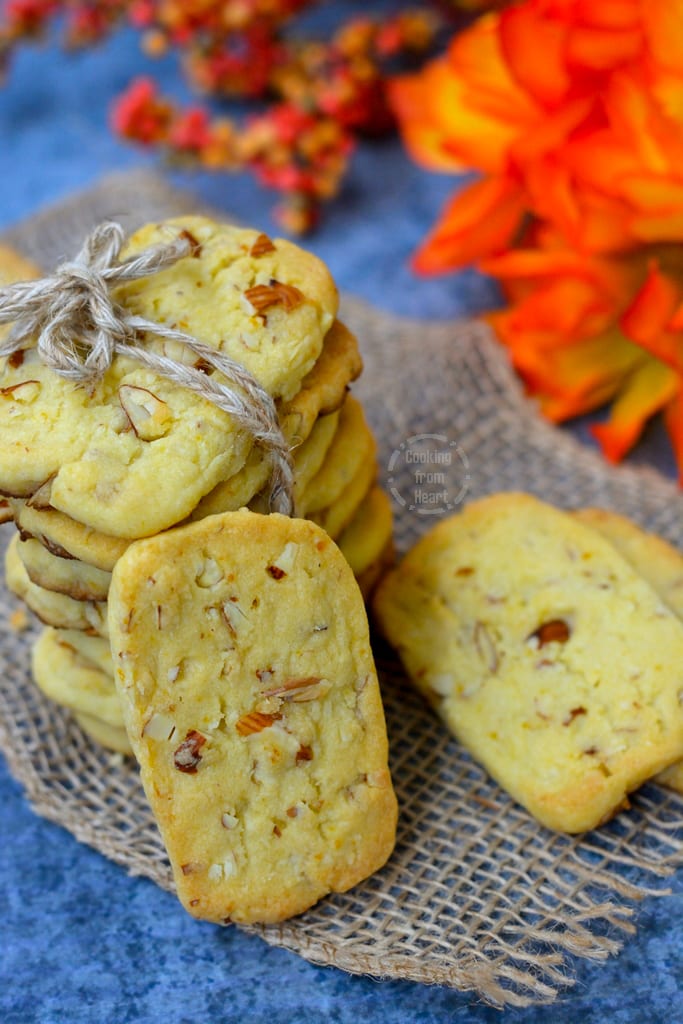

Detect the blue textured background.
[{"left": 1, "top": 8, "right": 682, "bottom": 1022}]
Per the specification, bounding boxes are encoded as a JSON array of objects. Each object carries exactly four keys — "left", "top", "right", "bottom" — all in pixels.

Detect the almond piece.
[
  {"left": 235, "top": 711, "right": 281, "bottom": 736},
  {"left": 250, "top": 233, "right": 276, "bottom": 257},
  {"left": 119, "top": 385, "right": 172, "bottom": 441},
  {"left": 0, "top": 379, "right": 40, "bottom": 402},
  {"left": 244, "top": 281, "right": 305, "bottom": 315}
]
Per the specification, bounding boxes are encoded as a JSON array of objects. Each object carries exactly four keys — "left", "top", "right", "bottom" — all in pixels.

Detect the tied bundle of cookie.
[
  {"left": 0, "top": 217, "right": 393, "bottom": 756},
  {"left": 374, "top": 493, "right": 683, "bottom": 833},
  {"left": 0, "top": 221, "right": 398, "bottom": 923}
]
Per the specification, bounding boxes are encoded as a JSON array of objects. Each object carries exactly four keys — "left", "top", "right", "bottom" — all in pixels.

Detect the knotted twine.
[{"left": 0, "top": 221, "right": 295, "bottom": 514}]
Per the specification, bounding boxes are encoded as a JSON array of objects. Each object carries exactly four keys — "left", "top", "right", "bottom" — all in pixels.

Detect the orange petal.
[
  {"left": 494, "top": 276, "right": 615, "bottom": 341},
  {"left": 412, "top": 177, "right": 526, "bottom": 274},
  {"left": 618, "top": 174, "right": 683, "bottom": 214},
  {"left": 510, "top": 96, "right": 594, "bottom": 164},
  {"left": 575, "top": 0, "right": 640, "bottom": 31},
  {"left": 591, "top": 358, "right": 680, "bottom": 461},
  {"left": 448, "top": 14, "right": 539, "bottom": 124},
  {"left": 663, "top": 385, "right": 683, "bottom": 483},
  {"left": 499, "top": 5, "right": 572, "bottom": 107},
  {"left": 620, "top": 260, "right": 681, "bottom": 344},
  {"left": 643, "top": 0, "right": 683, "bottom": 73},
  {"left": 566, "top": 26, "right": 642, "bottom": 70},
  {"left": 389, "top": 58, "right": 520, "bottom": 175},
  {"left": 502, "top": 327, "right": 647, "bottom": 419}
]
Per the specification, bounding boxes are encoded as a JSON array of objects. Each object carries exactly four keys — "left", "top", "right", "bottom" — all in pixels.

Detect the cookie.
[
  {"left": 0, "top": 216, "right": 339, "bottom": 538},
  {"left": 0, "top": 355, "right": 253, "bottom": 537},
  {"left": 307, "top": 456, "right": 377, "bottom": 541},
  {"left": 10, "top": 498, "right": 130, "bottom": 572},
  {"left": 573, "top": 508, "right": 683, "bottom": 618},
  {"left": 0, "top": 243, "right": 41, "bottom": 288},
  {"left": 32, "top": 627, "right": 123, "bottom": 728},
  {"left": 373, "top": 492, "right": 683, "bottom": 833},
  {"left": 335, "top": 485, "right": 393, "bottom": 579},
  {"left": 5, "top": 534, "right": 107, "bottom": 635},
  {"left": 0, "top": 244, "right": 41, "bottom": 346},
  {"left": 73, "top": 710, "right": 133, "bottom": 756},
  {"left": 574, "top": 508, "right": 683, "bottom": 794},
  {"left": 279, "top": 320, "right": 362, "bottom": 444},
  {"left": 192, "top": 408, "right": 340, "bottom": 521},
  {"left": 355, "top": 540, "right": 395, "bottom": 602},
  {"left": 51, "top": 629, "right": 113, "bottom": 677},
  {"left": 108, "top": 509, "right": 397, "bottom": 924},
  {"left": 298, "top": 395, "right": 376, "bottom": 514},
  {"left": 17, "top": 536, "right": 111, "bottom": 601},
  {"left": 117, "top": 217, "right": 339, "bottom": 402}
]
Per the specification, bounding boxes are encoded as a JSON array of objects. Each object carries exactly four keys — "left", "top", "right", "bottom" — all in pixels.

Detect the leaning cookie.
[
  {"left": 574, "top": 508, "right": 683, "bottom": 794},
  {"left": 108, "top": 509, "right": 397, "bottom": 924},
  {"left": 374, "top": 492, "right": 683, "bottom": 833}
]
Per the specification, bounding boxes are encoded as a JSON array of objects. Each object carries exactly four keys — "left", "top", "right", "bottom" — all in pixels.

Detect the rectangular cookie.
[
  {"left": 108, "top": 509, "right": 397, "bottom": 923},
  {"left": 373, "top": 492, "right": 683, "bottom": 833}
]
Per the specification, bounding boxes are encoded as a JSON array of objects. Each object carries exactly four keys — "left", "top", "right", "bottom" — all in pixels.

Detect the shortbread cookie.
[
  {"left": 10, "top": 499, "right": 130, "bottom": 572},
  {"left": 32, "top": 627, "right": 122, "bottom": 727},
  {"left": 336, "top": 486, "right": 393, "bottom": 578},
  {"left": 0, "top": 243, "right": 41, "bottom": 288},
  {"left": 574, "top": 508, "right": 683, "bottom": 794},
  {"left": 74, "top": 711, "right": 133, "bottom": 756},
  {"left": 117, "top": 217, "right": 338, "bottom": 402},
  {"left": 5, "top": 535, "right": 107, "bottom": 635},
  {"left": 193, "top": 408, "right": 340, "bottom": 521},
  {"left": 0, "top": 356, "right": 254, "bottom": 537},
  {"left": 355, "top": 540, "right": 395, "bottom": 602},
  {"left": 574, "top": 508, "right": 683, "bottom": 618},
  {"left": 52, "top": 629, "right": 113, "bottom": 677},
  {"left": 18, "top": 537, "right": 111, "bottom": 601},
  {"left": 307, "top": 457, "right": 377, "bottom": 541},
  {"left": 0, "top": 216, "right": 338, "bottom": 537},
  {"left": 279, "top": 320, "right": 362, "bottom": 444},
  {"left": 373, "top": 492, "right": 683, "bottom": 833},
  {"left": 108, "top": 509, "right": 397, "bottom": 924},
  {"left": 298, "top": 395, "right": 376, "bottom": 514}
]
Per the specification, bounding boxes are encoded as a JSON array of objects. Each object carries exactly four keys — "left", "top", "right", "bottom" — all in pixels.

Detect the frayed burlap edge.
[{"left": 2, "top": 170, "right": 683, "bottom": 1008}]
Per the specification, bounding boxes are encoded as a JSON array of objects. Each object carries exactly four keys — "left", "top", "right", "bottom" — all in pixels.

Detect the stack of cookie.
[{"left": 1, "top": 217, "right": 393, "bottom": 755}]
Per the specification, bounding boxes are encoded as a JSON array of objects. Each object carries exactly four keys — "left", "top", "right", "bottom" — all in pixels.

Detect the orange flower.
[{"left": 391, "top": 0, "right": 683, "bottom": 479}]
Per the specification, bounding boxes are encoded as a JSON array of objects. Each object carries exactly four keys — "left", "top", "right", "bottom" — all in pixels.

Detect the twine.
[{"left": 0, "top": 221, "right": 294, "bottom": 514}]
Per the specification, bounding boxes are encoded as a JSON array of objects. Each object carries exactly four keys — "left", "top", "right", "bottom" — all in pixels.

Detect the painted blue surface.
[{"left": 1, "top": 13, "right": 682, "bottom": 1023}]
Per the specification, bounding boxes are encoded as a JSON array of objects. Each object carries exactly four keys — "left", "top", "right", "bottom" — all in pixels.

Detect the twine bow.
[{"left": 0, "top": 221, "right": 294, "bottom": 515}]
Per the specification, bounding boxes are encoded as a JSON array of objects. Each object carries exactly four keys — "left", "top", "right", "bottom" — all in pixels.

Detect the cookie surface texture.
[
  {"left": 373, "top": 492, "right": 683, "bottom": 833},
  {"left": 108, "top": 509, "right": 397, "bottom": 924}
]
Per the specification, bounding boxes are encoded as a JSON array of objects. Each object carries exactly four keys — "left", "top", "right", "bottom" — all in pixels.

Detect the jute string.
[{"left": 0, "top": 221, "right": 294, "bottom": 514}]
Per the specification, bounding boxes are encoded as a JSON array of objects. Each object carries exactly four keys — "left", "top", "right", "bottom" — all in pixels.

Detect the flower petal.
[
  {"left": 591, "top": 358, "right": 680, "bottom": 460},
  {"left": 664, "top": 385, "right": 683, "bottom": 483},
  {"left": 413, "top": 177, "right": 526, "bottom": 273}
]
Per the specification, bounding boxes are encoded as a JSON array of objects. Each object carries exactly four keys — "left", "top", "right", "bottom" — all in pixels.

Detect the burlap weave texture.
[{"left": 2, "top": 172, "right": 683, "bottom": 1008}]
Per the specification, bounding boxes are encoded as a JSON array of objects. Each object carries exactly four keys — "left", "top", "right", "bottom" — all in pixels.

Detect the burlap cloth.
[{"left": 2, "top": 171, "right": 683, "bottom": 1009}]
